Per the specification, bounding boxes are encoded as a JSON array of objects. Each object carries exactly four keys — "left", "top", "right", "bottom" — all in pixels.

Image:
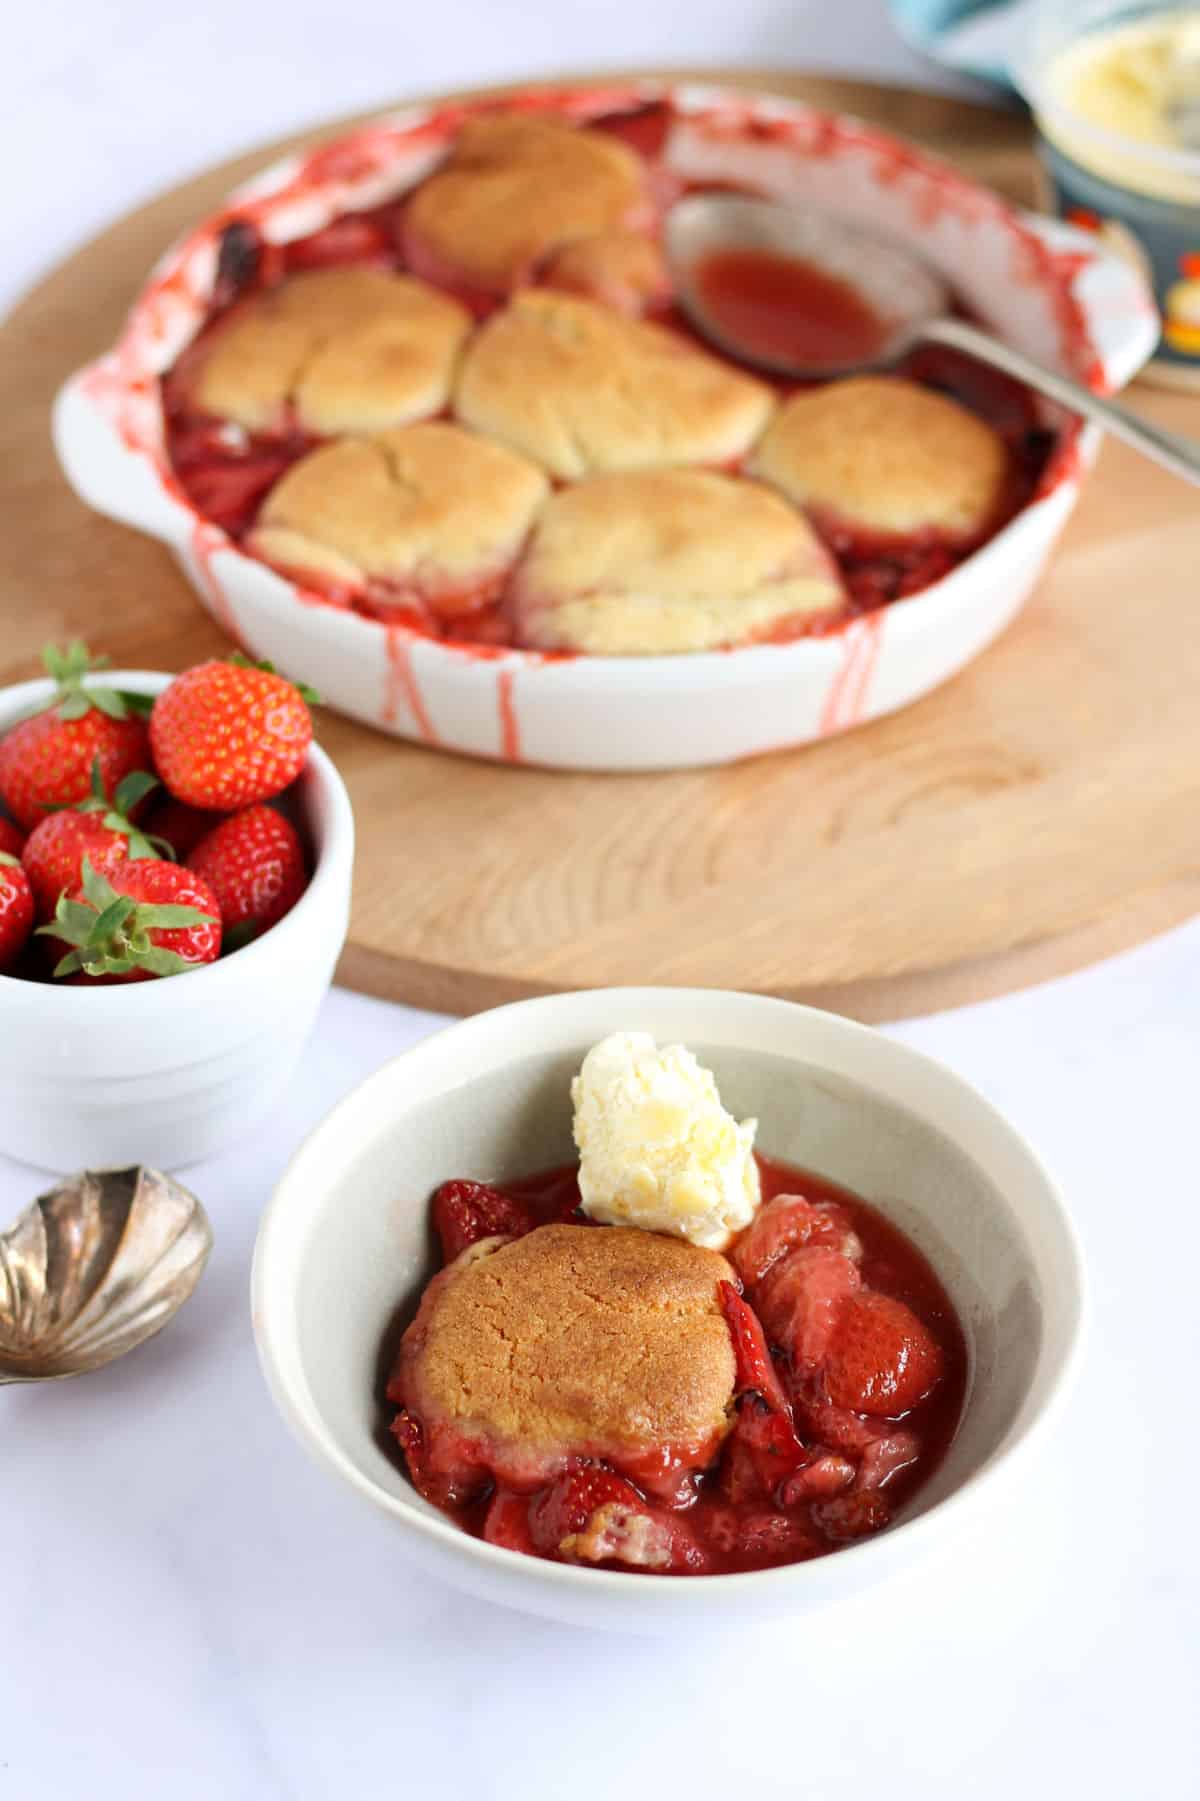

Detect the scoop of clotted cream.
[{"left": 571, "top": 1032, "right": 761, "bottom": 1250}]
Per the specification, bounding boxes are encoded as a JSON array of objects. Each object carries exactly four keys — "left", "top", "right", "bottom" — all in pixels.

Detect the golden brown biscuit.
[
  {"left": 455, "top": 290, "right": 774, "bottom": 479},
  {"left": 511, "top": 468, "right": 845, "bottom": 654},
  {"left": 749, "top": 375, "right": 1011, "bottom": 541},
  {"left": 401, "top": 114, "right": 651, "bottom": 296},
  {"left": 191, "top": 268, "right": 471, "bottom": 435},
  {"left": 247, "top": 421, "right": 548, "bottom": 613},
  {"left": 397, "top": 1224, "right": 737, "bottom": 1493},
  {"left": 540, "top": 230, "right": 671, "bottom": 317}
]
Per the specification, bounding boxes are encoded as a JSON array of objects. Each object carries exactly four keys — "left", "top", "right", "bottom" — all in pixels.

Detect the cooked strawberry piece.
[
  {"left": 856, "top": 1431, "right": 920, "bottom": 1492},
  {"left": 284, "top": 213, "right": 395, "bottom": 272},
  {"left": 483, "top": 1487, "right": 537, "bottom": 1556},
  {"left": 794, "top": 1400, "right": 920, "bottom": 1492},
  {"left": 778, "top": 1454, "right": 856, "bottom": 1504},
  {"left": 431, "top": 1179, "right": 538, "bottom": 1263},
  {"left": 719, "top": 1393, "right": 810, "bottom": 1503},
  {"left": 706, "top": 1506, "right": 820, "bottom": 1566},
  {"left": 811, "top": 1489, "right": 891, "bottom": 1543},
  {"left": 528, "top": 1467, "right": 644, "bottom": 1556},
  {"left": 178, "top": 453, "right": 294, "bottom": 536},
  {"left": 732, "top": 1191, "right": 862, "bottom": 1287},
  {"left": 823, "top": 1290, "right": 944, "bottom": 1416},
  {"left": 757, "top": 1245, "right": 862, "bottom": 1372},
  {"left": 530, "top": 1467, "right": 709, "bottom": 1572},
  {"left": 718, "top": 1280, "right": 791, "bottom": 1413}
]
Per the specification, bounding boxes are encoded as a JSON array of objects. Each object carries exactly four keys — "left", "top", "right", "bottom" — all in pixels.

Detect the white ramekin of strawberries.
[{"left": 0, "top": 644, "right": 354, "bottom": 1172}]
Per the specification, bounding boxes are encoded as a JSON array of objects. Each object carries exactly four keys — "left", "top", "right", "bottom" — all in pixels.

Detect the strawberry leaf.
[
  {"left": 38, "top": 642, "right": 148, "bottom": 724},
  {"left": 135, "top": 903, "right": 217, "bottom": 929},
  {"left": 42, "top": 857, "right": 215, "bottom": 981},
  {"left": 112, "top": 770, "right": 159, "bottom": 813},
  {"left": 228, "top": 650, "right": 321, "bottom": 705},
  {"left": 87, "top": 687, "right": 129, "bottom": 721},
  {"left": 0, "top": 851, "right": 19, "bottom": 870}
]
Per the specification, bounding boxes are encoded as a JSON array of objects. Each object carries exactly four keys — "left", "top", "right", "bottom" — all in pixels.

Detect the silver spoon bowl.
[
  {"left": 0, "top": 1166, "right": 212, "bottom": 1384},
  {"left": 666, "top": 194, "right": 1200, "bottom": 487}
]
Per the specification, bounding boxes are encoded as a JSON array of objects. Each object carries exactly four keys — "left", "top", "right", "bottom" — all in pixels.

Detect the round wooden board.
[{"left": 2, "top": 71, "right": 1199, "bottom": 1021}]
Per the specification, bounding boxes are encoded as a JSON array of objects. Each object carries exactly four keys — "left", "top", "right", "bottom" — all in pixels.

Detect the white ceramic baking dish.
[{"left": 53, "top": 82, "right": 1157, "bottom": 771}]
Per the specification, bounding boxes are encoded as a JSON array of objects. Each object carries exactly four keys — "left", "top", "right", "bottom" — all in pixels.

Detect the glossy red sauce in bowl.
[
  {"left": 385, "top": 1153, "right": 969, "bottom": 1577},
  {"left": 692, "top": 247, "right": 890, "bottom": 371}
]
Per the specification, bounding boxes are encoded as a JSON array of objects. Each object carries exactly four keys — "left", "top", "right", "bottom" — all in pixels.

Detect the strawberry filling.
[
  {"left": 161, "top": 100, "right": 1060, "bottom": 648},
  {"left": 389, "top": 1154, "right": 968, "bottom": 1575}
]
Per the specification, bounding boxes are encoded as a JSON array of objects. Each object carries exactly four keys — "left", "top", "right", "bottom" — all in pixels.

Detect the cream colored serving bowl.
[
  {"left": 0, "top": 671, "right": 354, "bottom": 1173},
  {"left": 252, "top": 987, "right": 1085, "bottom": 1632},
  {"left": 53, "top": 82, "right": 1156, "bottom": 770}
]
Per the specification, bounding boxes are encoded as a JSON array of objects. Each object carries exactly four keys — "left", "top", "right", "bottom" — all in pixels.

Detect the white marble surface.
[{"left": 3, "top": 5, "right": 1197, "bottom": 1796}]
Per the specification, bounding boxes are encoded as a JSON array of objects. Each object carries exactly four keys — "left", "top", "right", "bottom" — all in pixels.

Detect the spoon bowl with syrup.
[{"left": 666, "top": 194, "right": 1200, "bottom": 486}]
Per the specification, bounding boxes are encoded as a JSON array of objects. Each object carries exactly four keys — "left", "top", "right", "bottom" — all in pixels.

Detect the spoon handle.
[{"left": 918, "top": 317, "right": 1200, "bottom": 488}]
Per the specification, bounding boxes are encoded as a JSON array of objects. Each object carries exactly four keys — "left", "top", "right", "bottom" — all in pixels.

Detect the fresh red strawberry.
[
  {"left": 0, "top": 818, "right": 24, "bottom": 858},
  {"left": 823, "top": 1291, "right": 944, "bottom": 1417},
  {"left": 0, "top": 852, "right": 34, "bottom": 971},
  {"left": 0, "top": 642, "right": 152, "bottom": 830},
  {"left": 149, "top": 797, "right": 228, "bottom": 860},
  {"left": 431, "top": 1179, "right": 538, "bottom": 1263},
  {"left": 186, "top": 804, "right": 306, "bottom": 948},
  {"left": 149, "top": 657, "right": 316, "bottom": 810},
  {"left": 757, "top": 1246, "right": 862, "bottom": 1374},
  {"left": 21, "top": 767, "right": 165, "bottom": 919},
  {"left": 732, "top": 1191, "right": 862, "bottom": 1288},
  {"left": 40, "top": 857, "right": 220, "bottom": 984}
]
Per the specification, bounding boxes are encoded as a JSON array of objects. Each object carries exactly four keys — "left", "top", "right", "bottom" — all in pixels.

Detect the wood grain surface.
[{"left": 2, "top": 70, "right": 1198, "bottom": 1021}]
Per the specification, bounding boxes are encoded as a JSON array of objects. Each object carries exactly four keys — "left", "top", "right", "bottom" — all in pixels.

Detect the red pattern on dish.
[
  {"left": 382, "top": 627, "right": 437, "bottom": 742},
  {"left": 388, "top": 1154, "right": 969, "bottom": 1575}
]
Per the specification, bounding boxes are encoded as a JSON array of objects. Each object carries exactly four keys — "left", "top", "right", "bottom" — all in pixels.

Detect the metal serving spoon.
[
  {"left": 0, "top": 1166, "right": 212, "bottom": 1384},
  {"left": 666, "top": 195, "right": 1200, "bottom": 488}
]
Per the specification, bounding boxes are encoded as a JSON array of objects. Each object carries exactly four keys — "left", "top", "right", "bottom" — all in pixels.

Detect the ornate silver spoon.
[
  {"left": 666, "top": 194, "right": 1200, "bottom": 487},
  {"left": 0, "top": 1166, "right": 212, "bottom": 1384}
]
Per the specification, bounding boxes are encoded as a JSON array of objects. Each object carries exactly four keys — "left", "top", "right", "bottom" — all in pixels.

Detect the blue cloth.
[{"left": 889, "top": 0, "right": 1032, "bottom": 89}]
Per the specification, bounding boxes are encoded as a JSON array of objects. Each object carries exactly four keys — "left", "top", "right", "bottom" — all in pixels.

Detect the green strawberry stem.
[
  {"left": 40, "top": 640, "right": 155, "bottom": 722},
  {"left": 228, "top": 651, "right": 321, "bottom": 706},
  {"left": 73, "top": 761, "right": 172, "bottom": 860},
  {"left": 37, "top": 857, "right": 217, "bottom": 980}
]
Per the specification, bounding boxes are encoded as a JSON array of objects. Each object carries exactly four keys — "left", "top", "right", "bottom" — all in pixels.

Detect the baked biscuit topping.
[
  {"left": 454, "top": 291, "right": 774, "bottom": 479},
  {"left": 750, "top": 375, "right": 1011, "bottom": 541},
  {"left": 397, "top": 1223, "right": 737, "bottom": 1483},
  {"left": 248, "top": 421, "right": 548, "bottom": 615},
  {"left": 512, "top": 468, "right": 845, "bottom": 653},
  {"left": 402, "top": 113, "right": 652, "bottom": 296},
  {"left": 190, "top": 268, "right": 471, "bottom": 435}
]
